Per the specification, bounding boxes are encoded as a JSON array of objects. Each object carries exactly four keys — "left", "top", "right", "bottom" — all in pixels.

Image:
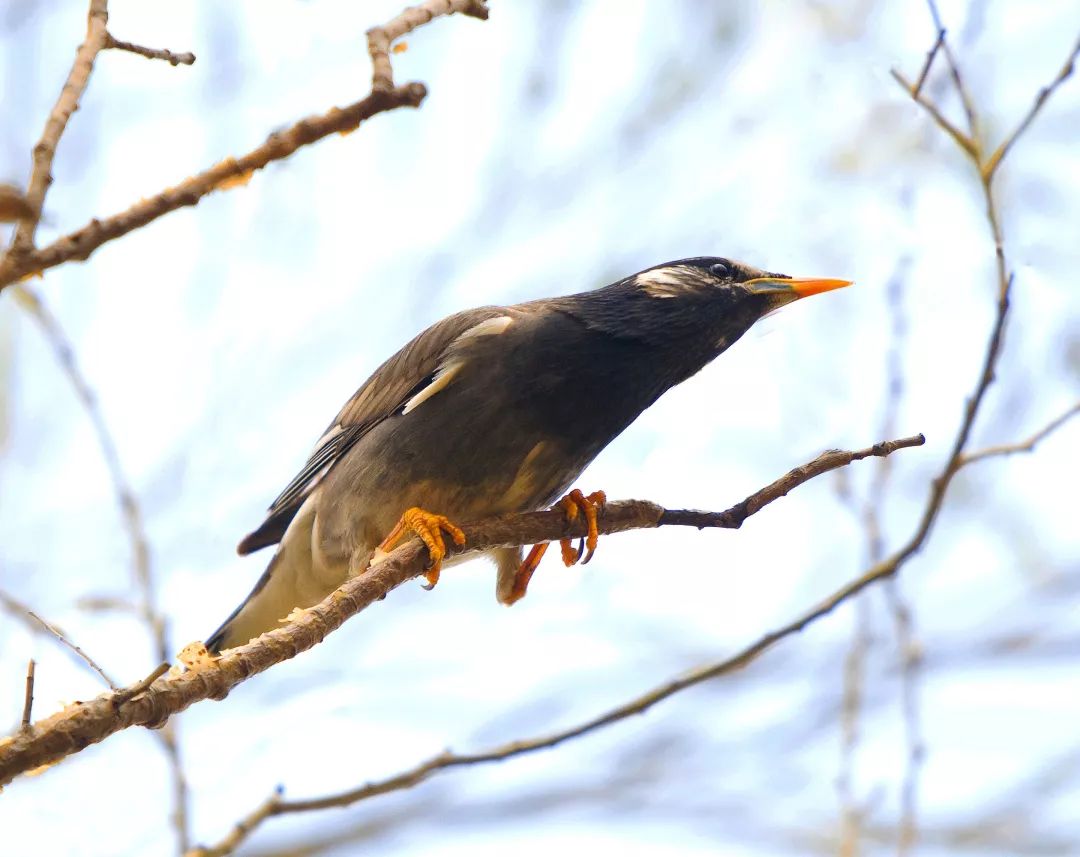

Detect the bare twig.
[
  {"left": 21, "top": 661, "right": 36, "bottom": 730},
  {"left": 925, "top": 0, "right": 978, "bottom": 138},
  {"left": 0, "top": 434, "right": 923, "bottom": 787},
  {"left": 890, "top": 68, "right": 978, "bottom": 159},
  {"left": 982, "top": 34, "right": 1080, "bottom": 180},
  {"left": 111, "top": 663, "right": 171, "bottom": 705},
  {"left": 10, "top": 283, "right": 190, "bottom": 851},
  {"left": 837, "top": 596, "right": 871, "bottom": 857},
  {"left": 12, "top": 286, "right": 156, "bottom": 652},
  {"left": 889, "top": 579, "right": 924, "bottom": 857},
  {"left": 7, "top": 0, "right": 109, "bottom": 255},
  {"left": 960, "top": 401, "right": 1080, "bottom": 466},
  {"left": 0, "top": 1, "right": 491, "bottom": 290},
  {"left": 105, "top": 33, "right": 195, "bottom": 66},
  {"left": 189, "top": 790, "right": 282, "bottom": 857},
  {"left": 367, "top": 0, "right": 489, "bottom": 90},
  {"left": 0, "top": 588, "right": 117, "bottom": 688},
  {"left": 880, "top": 13, "right": 1080, "bottom": 851},
  {"left": 911, "top": 28, "right": 946, "bottom": 97},
  {"left": 659, "top": 435, "right": 925, "bottom": 530}
]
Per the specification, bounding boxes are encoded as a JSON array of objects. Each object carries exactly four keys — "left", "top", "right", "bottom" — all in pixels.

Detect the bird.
[{"left": 205, "top": 257, "right": 850, "bottom": 652}]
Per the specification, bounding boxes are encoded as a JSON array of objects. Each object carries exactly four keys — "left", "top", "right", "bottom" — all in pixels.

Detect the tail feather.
[
  {"left": 205, "top": 555, "right": 281, "bottom": 653},
  {"left": 207, "top": 497, "right": 323, "bottom": 652}
]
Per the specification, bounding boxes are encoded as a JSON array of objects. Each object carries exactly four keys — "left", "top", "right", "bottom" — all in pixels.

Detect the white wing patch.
[
  {"left": 402, "top": 358, "right": 465, "bottom": 414},
  {"left": 455, "top": 314, "right": 514, "bottom": 340},
  {"left": 401, "top": 315, "right": 513, "bottom": 415},
  {"left": 636, "top": 267, "right": 692, "bottom": 298}
]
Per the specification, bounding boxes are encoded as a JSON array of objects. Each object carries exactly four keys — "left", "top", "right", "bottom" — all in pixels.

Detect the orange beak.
[{"left": 745, "top": 276, "right": 853, "bottom": 299}]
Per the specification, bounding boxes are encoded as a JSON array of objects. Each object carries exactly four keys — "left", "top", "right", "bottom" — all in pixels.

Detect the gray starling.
[{"left": 206, "top": 257, "right": 850, "bottom": 651}]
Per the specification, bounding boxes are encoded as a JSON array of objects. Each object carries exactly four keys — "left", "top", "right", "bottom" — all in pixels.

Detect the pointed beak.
[{"left": 745, "top": 276, "right": 853, "bottom": 299}]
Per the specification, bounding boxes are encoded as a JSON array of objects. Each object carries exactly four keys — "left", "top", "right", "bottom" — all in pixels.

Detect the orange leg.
[
  {"left": 503, "top": 542, "right": 550, "bottom": 606},
  {"left": 557, "top": 489, "right": 607, "bottom": 565},
  {"left": 378, "top": 507, "right": 466, "bottom": 589},
  {"left": 504, "top": 489, "right": 607, "bottom": 604}
]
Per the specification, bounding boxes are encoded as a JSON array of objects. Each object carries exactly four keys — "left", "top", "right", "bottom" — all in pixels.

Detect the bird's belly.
[{"left": 311, "top": 407, "right": 581, "bottom": 570}]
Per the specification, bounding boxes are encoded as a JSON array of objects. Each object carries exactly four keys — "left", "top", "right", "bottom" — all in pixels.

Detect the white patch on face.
[
  {"left": 636, "top": 267, "right": 694, "bottom": 298},
  {"left": 456, "top": 314, "right": 514, "bottom": 339},
  {"left": 402, "top": 358, "right": 465, "bottom": 414}
]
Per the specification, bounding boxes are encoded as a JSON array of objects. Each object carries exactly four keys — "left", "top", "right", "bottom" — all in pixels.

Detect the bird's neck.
[{"left": 556, "top": 283, "right": 757, "bottom": 387}]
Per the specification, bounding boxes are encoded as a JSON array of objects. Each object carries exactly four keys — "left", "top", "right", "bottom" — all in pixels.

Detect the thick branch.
[{"left": 0, "top": 434, "right": 922, "bottom": 787}]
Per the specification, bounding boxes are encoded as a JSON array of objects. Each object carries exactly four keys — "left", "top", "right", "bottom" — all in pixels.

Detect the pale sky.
[{"left": 1, "top": 1, "right": 1078, "bottom": 855}]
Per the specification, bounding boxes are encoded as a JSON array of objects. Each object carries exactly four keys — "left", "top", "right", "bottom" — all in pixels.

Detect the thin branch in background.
[
  {"left": 890, "top": 68, "right": 978, "bottom": 159},
  {"left": 834, "top": 257, "right": 915, "bottom": 856},
  {"left": 874, "top": 257, "right": 924, "bottom": 857},
  {"left": 981, "top": 34, "right": 1080, "bottom": 180},
  {"left": 104, "top": 32, "right": 195, "bottom": 66},
  {"left": 0, "top": 1, "right": 491, "bottom": 290},
  {"left": 0, "top": 433, "right": 925, "bottom": 787},
  {"left": 11, "top": 286, "right": 159, "bottom": 656},
  {"left": 960, "top": 401, "right": 1080, "bottom": 466},
  {"left": 925, "top": 0, "right": 979, "bottom": 139},
  {"left": 837, "top": 596, "right": 871, "bottom": 857},
  {"left": 0, "top": 588, "right": 118, "bottom": 688},
  {"left": 21, "top": 660, "right": 36, "bottom": 730},
  {"left": 834, "top": 260, "right": 912, "bottom": 856},
  {"left": 887, "top": 578, "right": 924, "bottom": 857},
  {"left": 911, "top": 28, "right": 946, "bottom": 97},
  {"left": 9, "top": 284, "right": 190, "bottom": 851},
  {"left": 880, "top": 9, "right": 1080, "bottom": 852}
]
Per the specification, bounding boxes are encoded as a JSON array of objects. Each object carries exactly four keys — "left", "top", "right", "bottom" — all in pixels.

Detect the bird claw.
[
  {"left": 504, "top": 488, "right": 606, "bottom": 604},
  {"left": 378, "top": 507, "right": 466, "bottom": 590},
  {"left": 557, "top": 489, "right": 606, "bottom": 567}
]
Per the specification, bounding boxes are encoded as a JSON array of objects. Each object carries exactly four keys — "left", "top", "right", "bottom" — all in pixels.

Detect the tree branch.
[
  {"left": 959, "top": 401, "right": 1080, "bottom": 466},
  {"left": 981, "top": 34, "right": 1080, "bottom": 181},
  {"left": 7, "top": 0, "right": 109, "bottom": 255},
  {"left": 0, "top": 1, "right": 490, "bottom": 290},
  {"left": 11, "top": 283, "right": 192, "bottom": 849},
  {"left": 0, "top": 588, "right": 118, "bottom": 689},
  {"left": 368, "top": 0, "right": 489, "bottom": 91},
  {"left": 21, "top": 661, "right": 36, "bottom": 731},
  {"left": 0, "top": 433, "right": 923, "bottom": 787},
  {"left": 104, "top": 32, "right": 195, "bottom": 66},
  {"left": 189, "top": 467, "right": 932, "bottom": 856}
]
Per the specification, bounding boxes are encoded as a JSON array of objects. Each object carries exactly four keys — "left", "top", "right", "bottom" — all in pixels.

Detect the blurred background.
[{"left": 1, "top": 0, "right": 1078, "bottom": 854}]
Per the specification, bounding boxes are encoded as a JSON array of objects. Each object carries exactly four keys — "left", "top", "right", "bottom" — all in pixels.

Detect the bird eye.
[{"left": 709, "top": 261, "right": 731, "bottom": 279}]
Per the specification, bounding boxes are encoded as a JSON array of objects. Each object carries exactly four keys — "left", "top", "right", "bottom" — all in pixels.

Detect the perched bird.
[{"left": 206, "top": 257, "right": 850, "bottom": 652}]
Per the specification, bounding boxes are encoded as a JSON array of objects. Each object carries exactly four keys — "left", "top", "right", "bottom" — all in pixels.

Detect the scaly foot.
[
  {"left": 378, "top": 507, "right": 466, "bottom": 589},
  {"left": 503, "top": 489, "right": 607, "bottom": 605}
]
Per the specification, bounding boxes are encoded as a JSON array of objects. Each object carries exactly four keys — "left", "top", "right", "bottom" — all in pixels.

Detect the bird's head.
[
  {"left": 594, "top": 256, "right": 852, "bottom": 367},
  {"left": 633, "top": 256, "right": 851, "bottom": 314}
]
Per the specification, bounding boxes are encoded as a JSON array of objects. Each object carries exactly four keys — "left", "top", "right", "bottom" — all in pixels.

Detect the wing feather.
[{"left": 237, "top": 306, "right": 514, "bottom": 554}]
